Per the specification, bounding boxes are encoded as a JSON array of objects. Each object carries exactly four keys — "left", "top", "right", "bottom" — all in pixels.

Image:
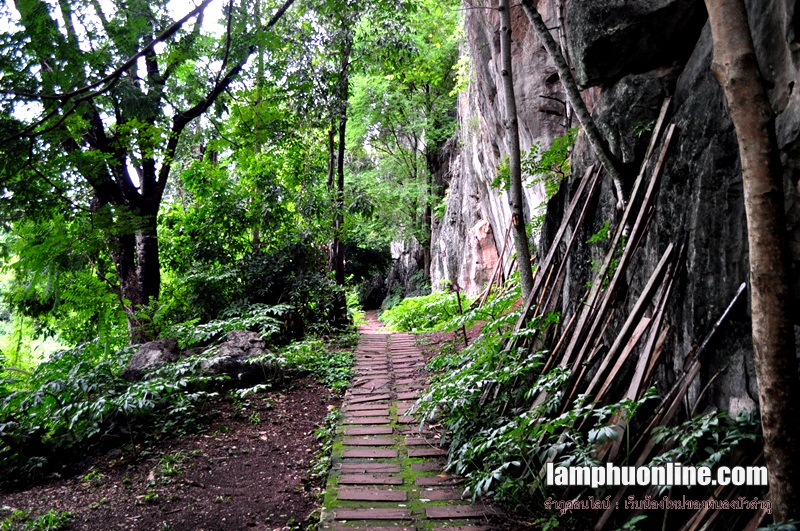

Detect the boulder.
[
  {"left": 566, "top": 0, "right": 705, "bottom": 87},
  {"left": 200, "top": 330, "right": 267, "bottom": 380},
  {"left": 122, "top": 338, "right": 180, "bottom": 381}
]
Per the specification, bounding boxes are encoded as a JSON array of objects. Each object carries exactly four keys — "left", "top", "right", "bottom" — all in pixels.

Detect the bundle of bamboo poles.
[{"left": 476, "top": 98, "right": 765, "bottom": 530}]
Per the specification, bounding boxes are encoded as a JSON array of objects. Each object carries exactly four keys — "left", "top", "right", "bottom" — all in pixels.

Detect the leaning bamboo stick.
[
  {"left": 593, "top": 361, "right": 703, "bottom": 531},
  {"left": 603, "top": 249, "right": 684, "bottom": 461},
  {"left": 587, "top": 243, "right": 675, "bottom": 400},
  {"left": 642, "top": 326, "right": 671, "bottom": 391},
  {"left": 559, "top": 308, "right": 616, "bottom": 410},
  {"left": 538, "top": 165, "right": 604, "bottom": 318},
  {"left": 631, "top": 237, "right": 687, "bottom": 398},
  {"left": 558, "top": 99, "right": 673, "bottom": 373},
  {"left": 504, "top": 164, "right": 597, "bottom": 350},
  {"left": 566, "top": 124, "right": 676, "bottom": 372}
]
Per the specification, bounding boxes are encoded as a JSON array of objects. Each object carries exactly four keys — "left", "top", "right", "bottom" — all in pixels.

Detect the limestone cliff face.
[
  {"left": 431, "top": 0, "right": 566, "bottom": 294},
  {"left": 432, "top": 0, "right": 800, "bottom": 411}
]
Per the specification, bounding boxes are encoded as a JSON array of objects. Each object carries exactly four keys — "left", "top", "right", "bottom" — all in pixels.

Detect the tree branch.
[
  {"left": 155, "top": 0, "right": 298, "bottom": 200},
  {"left": 1, "top": 0, "right": 214, "bottom": 102}
]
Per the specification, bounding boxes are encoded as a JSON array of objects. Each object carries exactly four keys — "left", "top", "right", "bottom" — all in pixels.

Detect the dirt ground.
[{"left": 1, "top": 379, "right": 340, "bottom": 531}]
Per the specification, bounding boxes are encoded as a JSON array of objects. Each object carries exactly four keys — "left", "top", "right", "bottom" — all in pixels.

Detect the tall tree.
[
  {"left": 306, "top": 0, "right": 414, "bottom": 319},
  {"left": 499, "top": 0, "right": 534, "bottom": 300},
  {"left": 347, "top": 0, "right": 460, "bottom": 278},
  {"left": 703, "top": 0, "right": 800, "bottom": 521},
  {"left": 0, "top": 0, "right": 294, "bottom": 340}
]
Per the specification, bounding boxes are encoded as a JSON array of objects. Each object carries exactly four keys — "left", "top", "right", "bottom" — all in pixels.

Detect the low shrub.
[
  {"left": 0, "top": 329, "right": 354, "bottom": 485},
  {"left": 380, "top": 290, "right": 469, "bottom": 332}
]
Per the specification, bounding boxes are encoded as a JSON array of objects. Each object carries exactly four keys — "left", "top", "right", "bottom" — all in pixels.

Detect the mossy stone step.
[
  {"left": 338, "top": 473, "right": 403, "bottom": 485},
  {"left": 333, "top": 508, "right": 412, "bottom": 520},
  {"left": 337, "top": 487, "right": 408, "bottom": 502}
]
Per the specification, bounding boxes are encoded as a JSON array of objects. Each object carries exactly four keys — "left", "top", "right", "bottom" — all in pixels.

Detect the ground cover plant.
[
  {"left": 406, "top": 278, "right": 764, "bottom": 528},
  {"left": 0, "top": 378, "right": 338, "bottom": 531},
  {"left": 379, "top": 288, "right": 473, "bottom": 332},
  {"left": 0, "top": 322, "right": 355, "bottom": 488}
]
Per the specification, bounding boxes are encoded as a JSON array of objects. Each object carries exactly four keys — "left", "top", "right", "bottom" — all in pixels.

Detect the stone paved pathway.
[{"left": 319, "top": 316, "right": 500, "bottom": 530}]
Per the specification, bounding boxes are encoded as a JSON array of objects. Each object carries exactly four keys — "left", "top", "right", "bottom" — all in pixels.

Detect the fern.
[{"left": 166, "top": 303, "right": 291, "bottom": 348}]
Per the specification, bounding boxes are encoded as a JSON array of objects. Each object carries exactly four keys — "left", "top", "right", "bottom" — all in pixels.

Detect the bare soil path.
[
  {"left": 319, "top": 311, "right": 502, "bottom": 530},
  {"left": 1, "top": 379, "right": 338, "bottom": 530}
]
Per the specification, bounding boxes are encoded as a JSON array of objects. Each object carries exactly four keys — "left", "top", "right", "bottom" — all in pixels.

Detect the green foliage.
[
  {"left": 157, "top": 450, "right": 196, "bottom": 479},
  {"left": 587, "top": 221, "right": 612, "bottom": 244},
  {"left": 586, "top": 234, "right": 626, "bottom": 291},
  {"left": 649, "top": 410, "right": 761, "bottom": 483},
  {"left": 432, "top": 190, "right": 449, "bottom": 221},
  {"left": 311, "top": 408, "right": 340, "bottom": 480},
  {"left": 1, "top": 215, "right": 128, "bottom": 350},
  {"left": 380, "top": 290, "right": 470, "bottom": 332},
  {"left": 0, "top": 322, "right": 356, "bottom": 484},
  {"left": 0, "top": 509, "right": 72, "bottom": 531},
  {"left": 346, "top": 0, "right": 462, "bottom": 248},
  {"left": 490, "top": 128, "right": 579, "bottom": 237},
  {"left": 523, "top": 127, "right": 579, "bottom": 199},
  {"left": 411, "top": 282, "right": 659, "bottom": 512},
  {"left": 616, "top": 515, "right": 648, "bottom": 531},
  {"left": 491, "top": 157, "right": 511, "bottom": 192},
  {"left": 346, "top": 290, "right": 366, "bottom": 325},
  {"left": 280, "top": 339, "right": 355, "bottom": 392},
  {"left": 166, "top": 303, "right": 290, "bottom": 349},
  {"left": 632, "top": 120, "right": 655, "bottom": 139},
  {"left": 0, "top": 342, "right": 221, "bottom": 484},
  {"left": 159, "top": 238, "right": 345, "bottom": 338}
]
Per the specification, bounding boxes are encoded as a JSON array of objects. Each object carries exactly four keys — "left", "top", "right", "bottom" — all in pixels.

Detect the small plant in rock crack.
[
  {"left": 523, "top": 127, "right": 579, "bottom": 200},
  {"left": 585, "top": 233, "right": 626, "bottom": 291}
]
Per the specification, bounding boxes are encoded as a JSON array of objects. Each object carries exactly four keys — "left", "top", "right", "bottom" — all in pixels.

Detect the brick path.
[{"left": 319, "top": 316, "right": 500, "bottom": 530}]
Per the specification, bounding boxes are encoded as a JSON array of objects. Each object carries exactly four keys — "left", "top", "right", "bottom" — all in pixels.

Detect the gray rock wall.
[
  {"left": 431, "top": 0, "right": 567, "bottom": 295},
  {"left": 433, "top": 0, "right": 800, "bottom": 412}
]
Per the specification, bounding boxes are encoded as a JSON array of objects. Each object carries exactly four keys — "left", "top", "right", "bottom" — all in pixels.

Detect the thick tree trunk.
[
  {"left": 519, "top": 0, "right": 626, "bottom": 209},
  {"left": 499, "top": 0, "right": 535, "bottom": 300},
  {"left": 107, "top": 209, "right": 160, "bottom": 343},
  {"left": 136, "top": 211, "right": 160, "bottom": 304},
  {"left": 329, "top": 33, "right": 353, "bottom": 326},
  {"left": 704, "top": 0, "right": 800, "bottom": 521}
]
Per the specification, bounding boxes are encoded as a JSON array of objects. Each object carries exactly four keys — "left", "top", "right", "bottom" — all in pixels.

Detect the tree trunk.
[
  {"left": 106, "top": 208, "right": 160, "bottom": 343},
  {"left": 333, "top": 79, "right": 349, "bottom": 287},
  {"left": 422, "top": 164, "right": 433, "bottom": 280},
  {"left": 499, "top": 0, "right": 535, "bottom": 300},
  {"left": 519, "top": 0, "right": 626, "bottom": 209},
  {"left": 136, "top": 210, "right": 161, "bottom": 304},
  {"left": 704, "top": 0, "right": 800, "bottom": 521},
  {"left": 329, "top": 31, "right": 353, "bottom": 326}
]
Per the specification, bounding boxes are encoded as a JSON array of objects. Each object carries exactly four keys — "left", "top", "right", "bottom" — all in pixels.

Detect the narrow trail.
[{"left": 319, "top": 312, "right": 500, "bottom": 530}]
